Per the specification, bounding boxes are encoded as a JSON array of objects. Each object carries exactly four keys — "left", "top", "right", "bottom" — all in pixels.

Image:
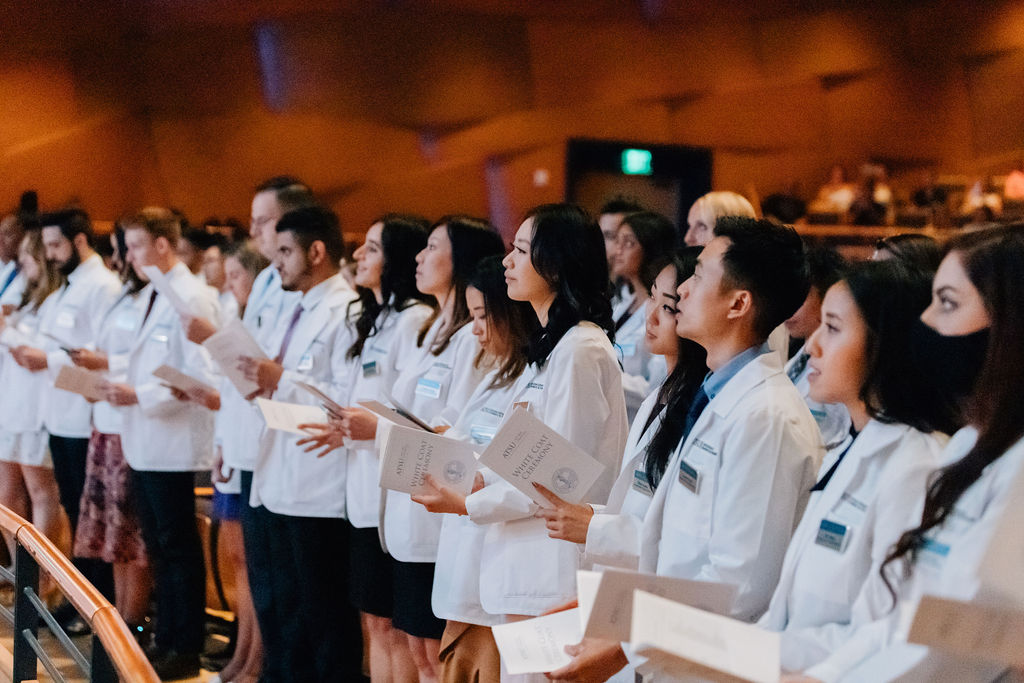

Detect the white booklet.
[
  {"left": 141, "top": 265, "right": 194, "bottom": 316},
  {"left": 357, "top": 399, "right": 432, "bottom": 432},
  {"left": 256, "top": 397, "right": 327, "bottom": 435},
  {"left": 54, "top": 365, "right": 107, "bottom": 402},
  {"left": 491, "top": 609, "right": 582, "bottom": 675},
  {"left": 630, "top": 591, "right": 779, "bottom": 683},
  {"left": 477, "top": 407, "right": 605, "bottom": 505},
  {"left": 579, "top": 568, "right": 737, "bottom": 642},
  {"left": 202, "top": 319, "right": 268, "bottom": 397},
  {"left": 296, "top": 381, "right": 344, "bottom": 418},
  {"left": 152, "top": 364, "right": 217, "bottom": 396},
  {"left": 908, "top": 595, "right": 1024, "bottom": 667},
  {"left": 378, "top": 422, "right": 478, "bottom": 495}
]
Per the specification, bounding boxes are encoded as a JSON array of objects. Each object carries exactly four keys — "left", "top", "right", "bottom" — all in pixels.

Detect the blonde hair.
[
  {"left": 689, "top": 191, "right": 756, "bottom": 231},
  {"left": 19, "top": 232, "right": 62, "bottom": 311}
]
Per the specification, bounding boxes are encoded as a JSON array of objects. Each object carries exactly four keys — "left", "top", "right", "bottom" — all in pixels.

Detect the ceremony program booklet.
[
  {"left": 357, "top": 400, "right": 432, "bottom": 432},
  {"left": 203, "top": 319, "right": 268, "bottom": 397},
  {"left": 54, "top": 365, "right": 106, "bottom": 402},
  {"left": 630, "top": 591, "right": 779, "bottom": 683},
  {"left": 908, "top": 595, "right": 1024, "bottom": 668},
  {"left": 152, "top": 364, "right": 217, "bottom": 396},
  {"left": 477, "top": 407, "right": 605, "bottom": 505},
  {"left": 378, "top": 422, "right": 478, "bottom": 496},
  {"left": 256, "top": 398, "right": 327, "bottom": 435},
  {"left": 491, "top": 609, "right": 582, "bottom": 675}
]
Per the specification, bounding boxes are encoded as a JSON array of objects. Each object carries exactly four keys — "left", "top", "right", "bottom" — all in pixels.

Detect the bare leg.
[
  {"left": 218, "top": 520, "right": 262, "bottom": 683},
  {"left": 385, "top": 624, "right": 419, "bottom": 683},
  {"left": 113, "top": 562, "right": 151, "bottom": 626},
  {"left": 405, "top": 634, "right": 441, "bottom": 683},
  {"left": 20, "top": 465, "right": 70, "bottom": 554},
  {"left": 0, "top": 460, "right": 30, "bottom": 559}
]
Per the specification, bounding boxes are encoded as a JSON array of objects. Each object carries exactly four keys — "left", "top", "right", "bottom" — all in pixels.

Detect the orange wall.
[{"left": 2, "top": 1, "right": 1024, "bottom": 236}]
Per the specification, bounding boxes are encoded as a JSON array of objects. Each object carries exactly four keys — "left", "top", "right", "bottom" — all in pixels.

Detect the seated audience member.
[
  {"left": 598, "top": 196, "right": 645, "bottom": 309},
  {"left": 1003, "top": 160, "right": 1024, "bottom": 200},
  {"left": 809, "top": 165, "right": 855, "bottom": 216},
  {"left": 683, "top": 191, "right": 756, "bottom": 247},
  {"left": 871, "top": 234, "right": 943, "bottom": 273},
  {"left": 784, "top": 245, "right": 851, "bottom": 448}
]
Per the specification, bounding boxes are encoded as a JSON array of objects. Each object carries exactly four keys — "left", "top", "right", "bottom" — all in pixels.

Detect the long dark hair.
[
  {"left": 643, "top": 248, "right": 708, "bottom": 488},
  {"left": 619, "top": 211, "right": 678, "bottom": 294},
  {"left": 347, "top": 214, "right": 434, "bottom": 360},
  {"left": 467, "top": 255, "right": 538, "bottom": 390},
  {"left": 881, "top": 225, "right": 1024, "bottom": 595},
  {"left": 523, "top": 203, "right": 614, "bottom": 367},
  {"left": 417, "top": 215, "right": 505, "bottom": 355},
  {"left": 844, "top": 260, "right": 960, "bottom": 435}
]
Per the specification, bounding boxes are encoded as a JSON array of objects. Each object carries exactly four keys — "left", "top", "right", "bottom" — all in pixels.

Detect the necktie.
[
  {"left": 274, "top": 304, "right": 304, "bottom": 364},
  {"left": 680, "top": 386, "right": 710, "bottom": 444},
  {"left": 787, "top": 351, "right": 810, "bottom": 382},
  {"left": 141, "top": 289, "right": 159, "bottom": 327},
  {"left": 0, "top": 266, "right": 18, "bottom": 298}
]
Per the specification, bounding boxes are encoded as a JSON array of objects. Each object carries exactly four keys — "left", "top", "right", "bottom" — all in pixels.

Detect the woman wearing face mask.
[
  {"left": 784, "top": 225, "right": 1023, "bottom": 683},
  {"left": 464, "top": 203, "right": 629, "bottom": 681},
  {"left": 754, "top": 260, "right": 955, "bottom": 679},
  {"left": 0, "top": 231, "right": 70, "bottom": 569},
  {"left": 609, "top": 212, "right": 677, "bottom": 424},
  {"left": 339, "top": 215, "right": 503, "bottom": 683},
  {"left": 299, "top": 213, "right": 434, "bottom": 682},
  {"left": 409, "top": 255, "right": 538, "bottom": 683}
]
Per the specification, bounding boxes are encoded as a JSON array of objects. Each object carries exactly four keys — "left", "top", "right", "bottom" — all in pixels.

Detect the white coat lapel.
[{"left": 281, "top": 278, "right": 351, "bottom": 368}]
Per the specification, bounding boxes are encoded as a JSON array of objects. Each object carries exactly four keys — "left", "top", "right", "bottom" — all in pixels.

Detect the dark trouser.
[
  {"left": 240, "top": 470, "right": 290, "bottom": 683},
  {"left": 49, "top": 434, "right": 114, "bottom": 600},
  {"left": 130, "top": 469, "right": 206, "bottom": 654},
  {"left": 269, "top": 513, "right": 363, "bottom": 683}
]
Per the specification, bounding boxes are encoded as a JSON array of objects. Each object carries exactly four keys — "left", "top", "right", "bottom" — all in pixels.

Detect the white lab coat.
[
  {"left": 466, "top": 322, "right": 629, "bottom": 616},
  {"left": 0, "top": 300, "right": 52, "bottom": 466},
  {"left": 119, "top": 263, "right": 220, "bottom": 471},
  {"left": 342, "top": 302, "right": 434, "bottom": 528},
  {"left": 91, "top": 288, "right": 148, "bottom": 436},
  {"left": 583, "top": 387, "right": 665, "bottom": 570},
  {"left": 250, "top": 275, "right": 357, "bottom": 518},
  {"left": 638, "top": 350, "right": 824, "bottom": 621},
  {"left": 786, "top": 343, "right": 852, "bottom": 449},
  {"left": 39, "top": 254, "right": 121, "bottom": 438},
  {"left": 380, "top": 317, "right": 486, "bottom": 562},
  {"left": 806, "top": 427, "right": 1024, "bottom": 683},
  {"left": 613, "top": 294, "right": 668, "bottom": 424},
  {"left": 758, "top": 420, "right": 946, "bottom": 674},
  {"left": 432, "top": 368, "right": 519, "bottom": 626},
  {"left": 215, "top": 266, "right": 300, "bottom": 474}
]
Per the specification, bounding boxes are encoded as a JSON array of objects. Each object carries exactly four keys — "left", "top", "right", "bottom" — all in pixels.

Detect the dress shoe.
[{"left": 151, "top": 650, "right": 200, "bottom": 680}]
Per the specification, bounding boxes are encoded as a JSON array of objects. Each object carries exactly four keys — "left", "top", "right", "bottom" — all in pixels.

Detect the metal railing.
[{"left": 0, "top": 504, "right": 159, "bottom": 683}]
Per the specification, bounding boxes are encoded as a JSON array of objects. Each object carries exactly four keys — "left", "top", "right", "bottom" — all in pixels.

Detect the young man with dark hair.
[
  {"left": 239, "top": 205, "right": 364, "bottom": 681},
  {"left": 784, "top": 244, "right": 852, "bottom": 449},
  {"left": 11, "top": 208, "right": 121, "bottom": 615},
  {"left": 549, "top": 217, "right": 824, "bottom": 681}
]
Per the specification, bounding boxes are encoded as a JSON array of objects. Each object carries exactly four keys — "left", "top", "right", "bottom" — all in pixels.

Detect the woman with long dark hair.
[
  {"left": 785, "top": 225, "right": 1024, "bottom": 682},
  {"left": 463, "top": 203, "right": 628, "bottom": 680}
]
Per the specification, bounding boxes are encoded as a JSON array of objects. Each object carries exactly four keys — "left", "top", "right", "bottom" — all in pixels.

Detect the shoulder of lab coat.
[
  {"left": 45, "top": 260, "right": 122, "bottom": 374},
  {"left": 643, "top": 351, "right": 824, "bottom": 620},
  {"left": 772, "top": 422, "right": 946, "bottom": 672}
]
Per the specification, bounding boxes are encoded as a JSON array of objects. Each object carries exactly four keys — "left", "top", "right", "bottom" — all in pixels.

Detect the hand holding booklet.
[
  {"left": 54, "top": 365, "right": 107, "bottom": 402},
  {"left": 256, "top": 398, "right": 327, "bottom": 435},
  {"left": 357, "top": 400, "right": 432, "bottom": 432},
  {"left": 491, "top": 609, "right": 582, "bottom": 675},
  {"left": 630, "top": 591, "right": 779, "bottom": 683},
  {"left": 477, "top": 407, "right": 605, "bottom": 505},
  {"left": 152, "top": 364, "right": 217, "bottom": 396},
  {"left": 378, "top": 422, "right": 479, "bottom": 496},
  {"left": 202, "top": 319, "right": 268, "bottom": 397}
]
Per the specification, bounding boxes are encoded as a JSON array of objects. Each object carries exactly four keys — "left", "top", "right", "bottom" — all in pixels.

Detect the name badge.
[
  {"left": 56, "top": 308, "right": 76, "bottom": 329},
  {"left": 256, "top": 304, "right": 274, "bottom": 330},
  {"left": 362, "top": 360, "right": 379, "bottom": 377},
  {"left": 151, "top": 324, "right": 171, "bottom": 344},
  {"left": 297, "top": 352, "right": 314, "bottom": 372},
  {"left": 115, "top": 309, "right": 138, "bottom": 331},
  {"left": 632, "top": 469, "right": 653, "bottom": 496},
  {"left": 470, "top": 424, "right": 497, "bottom": 445},
  {"left": 917, "top": 536, "right": 951, "bottom": 571},
  {"left": 678, "top": 459, "right": 701, "bottom": 494},
  {"left": 415, "top": 377, "right": 442, "bottom": 398},
  {"left": 815, "top": 519, "right": 852, "bottom": 553}
]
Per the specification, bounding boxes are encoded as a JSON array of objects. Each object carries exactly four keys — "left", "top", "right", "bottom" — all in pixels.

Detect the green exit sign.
[{"left": 621, "top": 148, "right": 653, "bottom": 175}]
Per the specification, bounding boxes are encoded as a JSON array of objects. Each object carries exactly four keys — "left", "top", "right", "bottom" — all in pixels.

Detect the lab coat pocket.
[{"left": 666, "top": 445, "right": 718, "bottom": 546}]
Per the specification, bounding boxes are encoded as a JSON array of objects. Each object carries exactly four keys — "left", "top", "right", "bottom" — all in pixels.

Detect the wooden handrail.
[{"left": 0, "top": 505, "right": 159, "bottom": 682}]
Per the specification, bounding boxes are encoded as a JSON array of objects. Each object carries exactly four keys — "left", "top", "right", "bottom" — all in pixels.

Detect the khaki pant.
[{"left": 439, "top": 620, "right": 501, "bottom": 683}]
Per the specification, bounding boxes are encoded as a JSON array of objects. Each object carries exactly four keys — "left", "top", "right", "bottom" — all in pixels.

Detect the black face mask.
[{"left": 910, "top": 318, "right": 990, "bottom": 402}]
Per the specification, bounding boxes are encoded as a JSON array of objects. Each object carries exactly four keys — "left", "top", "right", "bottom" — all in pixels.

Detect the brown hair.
[
  {"left": 124, "top": 207, "right": 182, "bottom": 247},
  {"left": 18, "top": 232, "right": 62, "bottom": 311}
]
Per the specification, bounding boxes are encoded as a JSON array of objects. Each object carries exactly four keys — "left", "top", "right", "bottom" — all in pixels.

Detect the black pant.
[
  {"left": 240, "top": 471, "right": 290, "bottom": 683},
  {"left": 130, "top": 469, "right": 206, "bottom": 654},
  {"left": 269, "top": 513, "right": 363, "bottom": 682},
  {"left": 48, "top": 434, "right": 114, "bottom": 600}
]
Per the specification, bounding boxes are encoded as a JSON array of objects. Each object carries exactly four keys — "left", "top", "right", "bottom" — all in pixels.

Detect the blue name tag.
[
  {"left": 415, "top": 377, "right": 442, "bottom": 398},
  {"left": 921, "top": 537, "right": 950, "bottom": 557},
  {"left": 617, "top": 342, "right": 637, "bottom": 357},
  {"left": 678, "top": 459, "right": 701, "bottom": 494},
  {"left": 470, "top": 424, "right": 497, "bottom": 445},
  {"left": 815, "top": 519, "right": 851, "bottom": 553},
  {"left": 297, "top": 352, "right": 314, "bottom": 372},
  {"left": 362, "top": 360, "right": 379, "bottom": 377},
  {"left": 632, "top": 469, "right": 653, "bottom": 496}
]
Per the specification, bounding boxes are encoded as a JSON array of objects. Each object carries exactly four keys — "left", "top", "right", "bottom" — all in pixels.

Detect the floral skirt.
[{"left": 73, "top": 430, "right": 148, "bottom": 566}]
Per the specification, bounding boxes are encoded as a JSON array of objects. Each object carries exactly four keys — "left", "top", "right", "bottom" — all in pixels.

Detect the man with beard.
[{"left": 11, "top": 208, "right": 121, "bottom": 618}]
